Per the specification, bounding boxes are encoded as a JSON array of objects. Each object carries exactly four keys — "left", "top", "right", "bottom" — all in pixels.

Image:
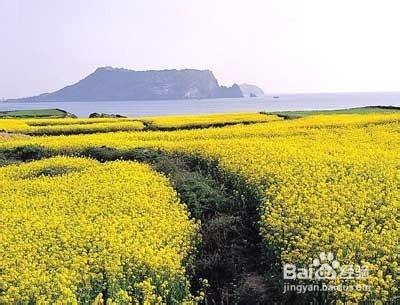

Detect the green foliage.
[
  {"left": 174, "top": 172, "right": 228, "bottom": 220},
  {"left": 3, "top": 145, "right": 50, "bottom": 161},
  {"left": 80, "top": 146, "right": 121, "bottom": 161},
  {"left": 0, "top": 109, "right": 74, "bottom": 118},
  {"left": 266, "top": 106, "right": 400, "bottom": 119}
]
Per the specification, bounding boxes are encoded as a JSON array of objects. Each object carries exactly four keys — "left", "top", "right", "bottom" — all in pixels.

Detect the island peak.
[{"left": 9, "top": 68, "right": 244, "bottom": 102}]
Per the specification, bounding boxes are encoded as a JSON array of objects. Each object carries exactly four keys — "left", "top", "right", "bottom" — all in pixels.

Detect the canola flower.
[
  {"left": 24, "top": 121, "right": 145, "bottom": 135},
  {"left": 0, "top": 112, "right": 399, "bottom": 302},
  {"left": 0, "top": 113, "right": 280, "bottom": 135},
  {"left": 0, "top": 118, "right": 144, "bottom": 135},
  {"left": 0, "top": 119, "right": 30, "bottom": 133},
  {"left": 23, "top": 117, "right": 137, "bottom": 126},
  {"left": 201, "top": 134, "right": 399, "bottom": 302},
  {"left": 142, "top": 112, "right": 282, "bottom": 129},
  {"left": 0, "top": 157, "right": 198, "bottom": 304}
]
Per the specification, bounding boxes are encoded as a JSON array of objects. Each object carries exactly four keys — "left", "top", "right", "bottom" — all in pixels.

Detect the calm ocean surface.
[{"left": 1, "top": 92, "right": 400, "bottom": 118}]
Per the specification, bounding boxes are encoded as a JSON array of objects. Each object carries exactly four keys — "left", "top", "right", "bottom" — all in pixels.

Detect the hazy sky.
[{"left": 2, "top": 0, "right": 400, "bottom": 98}]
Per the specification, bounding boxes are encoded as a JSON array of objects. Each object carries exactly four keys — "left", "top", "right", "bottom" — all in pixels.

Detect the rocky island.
[
  {"left": 9, "top": 67, "right": 247, "bottom": 102},
  {"left": 239, "top": 83, "right": 265, "bottom": 97}
]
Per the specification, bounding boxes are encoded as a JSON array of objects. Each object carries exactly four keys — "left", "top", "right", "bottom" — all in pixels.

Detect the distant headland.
[{"left": 6, "top": 67, "right": 264, "bottom": 102}]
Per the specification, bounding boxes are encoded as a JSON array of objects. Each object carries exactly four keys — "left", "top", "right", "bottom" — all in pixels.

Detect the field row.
[
  {"left": 0, "top": 113, "right": 280, "bottom": 135},
  {"left": 0, "top": 157, "right": 198, "bottom": 304}
]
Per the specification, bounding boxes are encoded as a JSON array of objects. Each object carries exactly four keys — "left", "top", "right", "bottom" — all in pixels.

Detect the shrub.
[
  {"left": 4, "top": 145, "right": 50, "bottom": 161},
  {"left": 79, "top": 146, "right": 121, "bottom": 161}
]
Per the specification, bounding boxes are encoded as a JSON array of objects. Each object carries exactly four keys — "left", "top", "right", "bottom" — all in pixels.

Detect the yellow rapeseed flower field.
[
  {"left": 0, "top": 119, "right": 30, "bottom": 133},
  {"left": 24, "top": 121, "right": 145, "bottom": 135},
  {"left": 0, "top": 112, "right": 399, "bottom": 302},
  {"left": 142, "top": 112, "right": 282, "bottom": 129},
  {"left": 23, "top": 117, "right": 136, "bottom": 126},
  {"left": 0, "top": 118, "right": 146, "bottom": 135},
  {"left": 0, "top": 157, "right": 198, "bottom": 304},
  {"left": 0, "top": 113, "right": 279, "bottom": 135}
]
